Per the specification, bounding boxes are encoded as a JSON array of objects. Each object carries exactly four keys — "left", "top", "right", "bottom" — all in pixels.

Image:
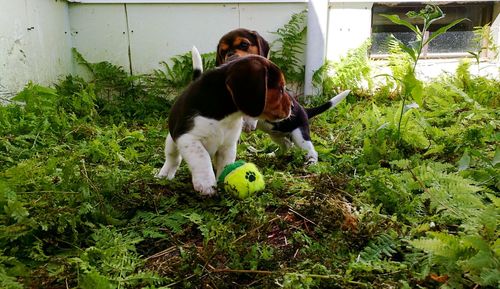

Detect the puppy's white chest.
[{"left": 191, "top": 113, "right": 243, "bottom": 154}]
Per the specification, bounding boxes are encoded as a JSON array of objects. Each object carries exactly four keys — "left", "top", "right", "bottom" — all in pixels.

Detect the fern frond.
[
  {"left": 270, "top": 10, "right": 307, "bottom": 85},
  {"left": 359, "top": 233, "right": 398, "bottom": 262},
  {"left": 410, "top": 237, "right": 448, "bottom": 256}
]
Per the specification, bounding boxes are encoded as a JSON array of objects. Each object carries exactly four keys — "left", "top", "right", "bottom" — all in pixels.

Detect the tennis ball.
[{"left": 218, "top": 160, "right": 265, "bottom": 199}]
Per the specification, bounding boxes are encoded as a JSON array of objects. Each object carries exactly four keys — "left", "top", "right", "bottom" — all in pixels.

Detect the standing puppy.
[
  {"left": 157, "top": 55, "right": 292, "bottom": 196},
  {"left": 214, "top": 28, "right": 350, "bottom": 164}
]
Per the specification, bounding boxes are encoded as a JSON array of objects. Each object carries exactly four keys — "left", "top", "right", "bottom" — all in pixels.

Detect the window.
[{"left": 370, "top": 1, "right": 495, "bottom": 57}]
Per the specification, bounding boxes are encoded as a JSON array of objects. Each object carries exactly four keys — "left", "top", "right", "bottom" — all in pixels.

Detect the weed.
[
  {"left": 380, "top": 4, "right": 467, "bottom": 139},
  {"left": 468, "top": 23, "right": 499, "bottom": 72}
]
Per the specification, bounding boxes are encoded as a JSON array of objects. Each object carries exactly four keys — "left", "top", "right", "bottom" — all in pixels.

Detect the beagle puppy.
[
  {"left": 253, "top": 90, "right": 350, "bottom": 164},
  {"left": 216, "top": 28, "right": 270, "bottom": 66},
  {"left": 213, "top": 28, "right": 350, "bottom": 164},
  {"left": 157, "top": 55, "right": 292, "bottom": 196}
]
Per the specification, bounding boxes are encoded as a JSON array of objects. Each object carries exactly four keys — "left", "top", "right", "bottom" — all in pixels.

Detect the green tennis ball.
[{"left": 218, "top": 161, "right": 265, "bottom": 199}]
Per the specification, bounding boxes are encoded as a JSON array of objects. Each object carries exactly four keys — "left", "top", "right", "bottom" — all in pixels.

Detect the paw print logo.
[{"left": 245, "top": 171, "right": 256, "bottom": 182}]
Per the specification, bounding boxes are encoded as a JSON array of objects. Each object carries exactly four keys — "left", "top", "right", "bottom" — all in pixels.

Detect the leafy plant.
[
  {"left": 72, "top": 48, "right": 170, "bottom": 122},
  {"left": 313, "top": 40, "right": 373, "bottom": 101},
  {"left": 270, "top": 10, "right": 307, "bottom": 88},
  {"left": 72, "top": 226, "right": 164, "bottom": 288},
  {"left": 144, "top": 51, "right": 216, "bottom": 99},
  {"left": 468, "top": 23, "right": 499, "bottom": 72},
  {"left": 380, "top": 4, "right": 467, "bottom": 138}
]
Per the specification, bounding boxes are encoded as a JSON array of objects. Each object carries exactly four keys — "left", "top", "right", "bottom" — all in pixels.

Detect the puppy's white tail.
[
  {"left": 191, "top": 46, "right": 203, "bottom": 80},
  {"left": 305, "top": 90, "right": 351, "bottom": 119},
  {"left": 329, "top": 90, "right": 351, "bottom": 107}
]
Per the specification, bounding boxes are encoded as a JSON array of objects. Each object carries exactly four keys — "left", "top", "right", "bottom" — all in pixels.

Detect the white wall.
[
  {"left": 68, "top": 2, "right": 307, "bottom": 75},
  {"left": 1, "top": 0, "right": 499, "bottom": 98},
  {"left": 0, "top": 0, "right": 72, "bottom": 98},
  {"left": 327, "top": 1, "right": 373, "bottom": 62},
  {"left": 0, "top": 1, "right": 306, "bottom": 97}
]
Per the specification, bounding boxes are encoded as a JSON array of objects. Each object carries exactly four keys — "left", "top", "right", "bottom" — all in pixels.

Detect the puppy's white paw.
[
  {"left": 305, "top": 157, "right": 318, "bottom": 165},
  {"left": 192, "top": 178, "right": 217, "bottom": 196},
  {"left": 156, "top": 164, "right": 177, "bottom": 180},
  {"left": 305, "top": 152, "right": 318, "bottom": 165},
  {"left": 242, "top": 117, "right": 258, "bottom": 133}
]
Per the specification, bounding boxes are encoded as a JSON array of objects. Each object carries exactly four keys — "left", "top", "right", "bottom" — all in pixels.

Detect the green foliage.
[
  {"left": 0, "top": 5, "right": 498, "bottom": 288},
  {"left": 72, "top": 226, "right": 164, "bottom": 288},
  {"left": 468, "top": 23, "right": 499, "bottom": 69},
  {"left": 313, "top": 40, "right": 373, "bottom": 100},
  {"left": 144, "top": 51, "right": 216, "bottom": 99},
  {"left": 358, "top": 233, "right": 398, "bottom": 262},
  {"left": 270, "top": 10, "right": 307, "bottom": 86},
  {"left": 72, "top": 48, "right": 170, "bottom": 122},
  {"left": 380, "top": 4, "right": 467, "bottom": 139}
]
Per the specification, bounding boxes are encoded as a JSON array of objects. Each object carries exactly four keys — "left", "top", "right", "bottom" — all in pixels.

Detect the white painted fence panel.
[{"left": 0, "top": 0, "right": 72, "bottom": 97}]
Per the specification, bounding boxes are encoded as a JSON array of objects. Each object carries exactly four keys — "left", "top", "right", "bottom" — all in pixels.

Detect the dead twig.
[
  {"left": 232, "top": 216, "right": 281, "bottom": 244},
  {"left": 288, "top": 207, "right": 317, "bottom": 226}
]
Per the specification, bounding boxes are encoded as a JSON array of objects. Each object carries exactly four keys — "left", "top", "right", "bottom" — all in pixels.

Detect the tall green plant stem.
[{"left": 382, "top": 4, "right": 466, "bottom": 141}]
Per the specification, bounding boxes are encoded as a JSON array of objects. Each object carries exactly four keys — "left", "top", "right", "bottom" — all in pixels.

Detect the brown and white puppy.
[
  {"left": 216, "top": 28, "right": 270, "bottom": 66},
  {"left": 214, "top": 29, "right": 349, "bottom": 164},
  {"left": 157, "top": 55, "right": 292, "bottom": 196}
]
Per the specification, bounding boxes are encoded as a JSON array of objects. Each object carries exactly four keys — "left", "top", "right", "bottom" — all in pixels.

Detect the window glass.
[{"left": 371, "top": 2, "right": 494, "bottom": 56}]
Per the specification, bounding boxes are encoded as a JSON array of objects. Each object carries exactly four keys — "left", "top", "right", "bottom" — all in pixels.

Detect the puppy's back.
[{"left": 168, "top": 67, "right": 235, "bottom": 140}]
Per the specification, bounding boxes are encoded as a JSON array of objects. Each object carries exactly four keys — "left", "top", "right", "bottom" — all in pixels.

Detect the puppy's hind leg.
[
  {"left": 269, "top": 133, "right": 293, "bottom": 156},
  {"left": 157, "top": 134, "right": 182, "bottom": 179},
  {"left": 291, "top": 128, "right": 318, "bottom": 165}
]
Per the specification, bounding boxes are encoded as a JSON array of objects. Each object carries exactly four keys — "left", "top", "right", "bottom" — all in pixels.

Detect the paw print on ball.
[{"left": 245, "top": 171, "right": 256, "bottom": 182}]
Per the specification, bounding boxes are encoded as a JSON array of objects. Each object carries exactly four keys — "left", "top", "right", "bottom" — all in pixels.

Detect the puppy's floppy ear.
[
  {"left": 251, "top": 30, "right": 270, "bottom": 58},
  {"left": 225, "top": 58, "right": 267, "bottom": 117},
  {"left": 216, "top": 43, "right": 224, "bottom": 66}
]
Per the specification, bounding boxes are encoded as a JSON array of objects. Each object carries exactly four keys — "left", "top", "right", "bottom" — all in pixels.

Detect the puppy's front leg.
[
  {"left": 291, "top": 128, "right": 318, "bottom": 164},
  {"left": 176, "top": 135, "right": 217, "bottom": 196},
  {"left": 215, "top": 123, "right": 241, "bottom": 177},
  {"left": 214, "top": 143, "right": 237, "bottom": 178},
  {"left": 242, "top": 116, "right": 258, "bottom": 133}
]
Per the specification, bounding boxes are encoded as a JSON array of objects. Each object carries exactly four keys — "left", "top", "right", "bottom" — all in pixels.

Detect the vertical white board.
[
  {"left": 239, "top": 2, "right": 306, "bottom": 46},
  {"left": 0, "top": 0, "right": 72, "bottom": 97},
  {"left": 326, "top": 2, "right": 373, "bottom": 62},
  {"left": 69, "top": 4, "right": 130, "bottom": 76},
  {"left": 126, "top": 3, "right": 239, "bottom": 74}
]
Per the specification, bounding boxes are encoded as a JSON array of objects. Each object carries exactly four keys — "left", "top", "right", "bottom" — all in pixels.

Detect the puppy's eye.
[{"left": 239, "top": 42, "right": 249, "bottom": 50}]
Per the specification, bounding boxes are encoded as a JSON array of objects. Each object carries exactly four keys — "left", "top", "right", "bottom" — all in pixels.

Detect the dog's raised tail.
[
  {"left": 305, "top": 90, "right": 351, "bottom": 119},
  {"left": 191, "top": 46, "right": 203, "bottom": 80}
]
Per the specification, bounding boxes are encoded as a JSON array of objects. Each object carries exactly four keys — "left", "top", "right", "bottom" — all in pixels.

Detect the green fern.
[
  {"left": 410, "top": 230, "right": 499, "bottom": 287},
  {"left": 359, "top": 233, "right": 398, "bottom": 262},
  {"left": 414, "top": 163, "right": 485, "bottom": 221},
  {"left": 270, "top": 10, "right": 307, "bottom": 85},
  {"left": 313, "top": 40, "right": 373, "bottom": 100},
  {"left": 0, "top": 250, "right": 23, "bottom": 289},
  {"left": 72, "top": 226, "right": 164, "bottom": 288}
]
